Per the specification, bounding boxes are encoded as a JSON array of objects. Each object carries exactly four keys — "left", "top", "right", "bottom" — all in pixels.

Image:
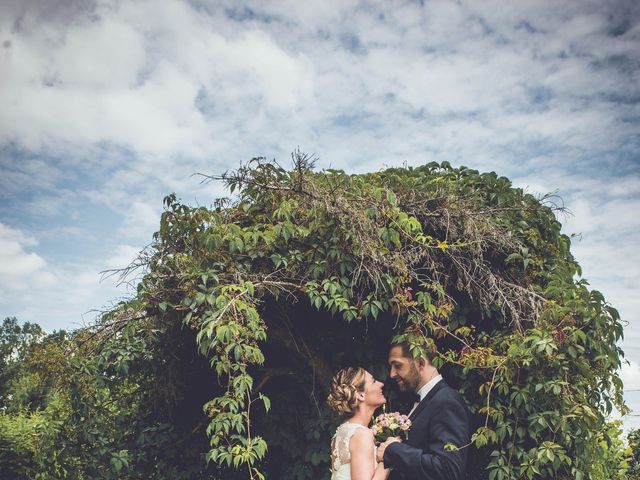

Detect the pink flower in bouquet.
[{"left": 371, "top": 412, "right": 412, "bottom": 445}]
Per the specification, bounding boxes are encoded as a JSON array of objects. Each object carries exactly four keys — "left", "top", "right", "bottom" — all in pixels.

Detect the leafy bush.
[
  {"left": 128, "top": 156, "right": 625, "bottom": 479},
  {"left": 627, "top": 427, "right": 640, "bottom": 479}
]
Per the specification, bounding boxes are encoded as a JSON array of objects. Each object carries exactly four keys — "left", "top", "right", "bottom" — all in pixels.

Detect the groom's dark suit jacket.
[{"left": 383, "top": 380, "right": 471, "bottom": 480}]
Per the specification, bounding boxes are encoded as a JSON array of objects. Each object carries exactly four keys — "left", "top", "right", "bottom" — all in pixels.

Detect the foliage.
[
  {"left": 582, "top": 420, "right": 631, "bottom": 480},
  {"left": 0, "top": 317, "right": 63, "bottom": 478},
  {"left": 628, "top": 427, "right": 640, "bottom": 478},
  {"left": 0, "top": 316, "right": 44, "bottom": 407},
  {"left": 0, "top": 317, "right": 223, "bottom": 479},
  {"left": 127, "top": 154, "right": 624, "bottom": 479},
  {"left": 0, "top": 155, "right": 627, "bottom": 479}
]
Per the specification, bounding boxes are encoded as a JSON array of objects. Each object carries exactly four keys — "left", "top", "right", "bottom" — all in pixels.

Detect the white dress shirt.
[{"left": 408, "top": 374, "right": 442, "bottom": 416}]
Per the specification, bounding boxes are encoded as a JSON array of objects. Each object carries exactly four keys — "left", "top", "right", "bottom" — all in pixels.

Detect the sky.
[{"left": 0, "top": 0, "right": 639, "bottom": 427}]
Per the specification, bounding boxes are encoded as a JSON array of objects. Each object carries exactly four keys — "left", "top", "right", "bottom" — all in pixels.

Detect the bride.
[{"left": 327, "top": 367, "right": 391, "bottom": 480}]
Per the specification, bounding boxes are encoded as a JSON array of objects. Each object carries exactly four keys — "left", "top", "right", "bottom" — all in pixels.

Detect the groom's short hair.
[{"left": 390, "top": 340, "right": 436, "bottom": 362}]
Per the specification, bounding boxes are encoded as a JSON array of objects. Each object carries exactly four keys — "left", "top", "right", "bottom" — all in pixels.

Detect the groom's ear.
[{"left": 417, "top": 356, "right": 428, "bottom": 369}]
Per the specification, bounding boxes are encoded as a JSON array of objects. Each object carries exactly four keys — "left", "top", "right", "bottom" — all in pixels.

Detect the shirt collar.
[{"left": 416, "top": 374, "right": 442, "bottom": 401}]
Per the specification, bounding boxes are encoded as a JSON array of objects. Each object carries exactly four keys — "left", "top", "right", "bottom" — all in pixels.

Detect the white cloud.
[
  {"left": 616, "top": 360, "right": 640, "bottom": 433},
  {"left": 0, "top": 262, "right": 124, "bottom": 331},
  {"left": 1, "top": 0, "right": 636, "bottom": 184},
  {"left": 622, "top": 360, "right": 640, "bottom": 391},
  {"left": 0, "top": 156, "right": 64, "bottom": 195},
  {"left": 0, "top": 223, "right": 50, "bottom": 287},
  {"left": 52, "top": 18, "right": 146, "bottom": 90},
  {"left": 205, "top": 30, "right": 315, "bottom": 109},
  {"left": 0, "top": 0, "right": 316, "bottom": 158},
  {"left": 0, "top": 221, "right": 131, "bottom": 330},
  {"left": 105, "top": 244, "right": 142, "bottom": 271},
  {"left": 118, "top": 200, "right": 161, "bottom": 240}
]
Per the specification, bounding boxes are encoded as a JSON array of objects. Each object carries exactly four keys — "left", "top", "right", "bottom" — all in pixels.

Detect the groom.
[{"left": 377, "top": 341, "right": 471, "bottom": 480}]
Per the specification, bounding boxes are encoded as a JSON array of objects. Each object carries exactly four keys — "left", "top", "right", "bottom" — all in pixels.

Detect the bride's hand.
[{"left": 376, "top": 436, "right": 401, "bottom": 463}]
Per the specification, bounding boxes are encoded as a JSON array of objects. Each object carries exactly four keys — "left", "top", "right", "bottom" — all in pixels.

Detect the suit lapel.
[{"left": 409, "top": 380, "right": 447, "bottom": 421}]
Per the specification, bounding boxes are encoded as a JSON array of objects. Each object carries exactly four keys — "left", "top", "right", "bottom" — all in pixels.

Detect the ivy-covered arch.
[{"left": 127, "top": 154, "right": 624, "bottom": 479}]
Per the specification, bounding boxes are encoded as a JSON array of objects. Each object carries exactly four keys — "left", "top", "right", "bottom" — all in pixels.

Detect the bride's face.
[{"left": 360, "top": 371, "right": 386, "bottom": 407}]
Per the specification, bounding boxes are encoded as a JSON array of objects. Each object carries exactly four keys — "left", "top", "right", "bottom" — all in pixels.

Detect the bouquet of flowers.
[{"left": 371, "top": 412, "right": 411, "bottom": 445}]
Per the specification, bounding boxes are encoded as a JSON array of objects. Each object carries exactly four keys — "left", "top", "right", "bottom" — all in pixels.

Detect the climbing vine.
[{"left": 119, "top": 153, "right": 627, "bottom": 479}]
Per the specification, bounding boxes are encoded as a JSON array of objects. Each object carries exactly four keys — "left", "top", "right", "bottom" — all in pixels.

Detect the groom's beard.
[{"left": 396, "top": 363, "right": 421, "bottom": 392}]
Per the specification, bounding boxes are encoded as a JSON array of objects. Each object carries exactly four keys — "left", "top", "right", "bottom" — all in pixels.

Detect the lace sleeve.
[
  {"left": 331, "top": 428, "right": 351, "bottom": 472},
  {"left": 330, "top": 423, "right": 372, "bottom": 473},
  {"left": 330, "top": 426, "right": 351, "bottom": 472}
]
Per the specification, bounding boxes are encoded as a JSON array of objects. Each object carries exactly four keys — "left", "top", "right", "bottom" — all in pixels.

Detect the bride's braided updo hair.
[{"left": 326, "top": 367, "right": 367, "bottom": 418}]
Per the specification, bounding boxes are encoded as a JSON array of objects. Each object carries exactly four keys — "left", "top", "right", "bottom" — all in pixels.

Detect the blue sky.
[{"left": 1, "top": 0, "right": 639, "bottom": 426}]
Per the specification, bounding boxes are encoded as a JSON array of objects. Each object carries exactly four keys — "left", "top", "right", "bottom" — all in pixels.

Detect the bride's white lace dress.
[{"left": 330, "top": 423, "right": 377, "bottom": 480}]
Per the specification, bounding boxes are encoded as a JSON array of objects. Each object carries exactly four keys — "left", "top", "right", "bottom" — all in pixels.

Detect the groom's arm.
[{"left": 383, "top": 396, "right": 469, "bottom": 480}]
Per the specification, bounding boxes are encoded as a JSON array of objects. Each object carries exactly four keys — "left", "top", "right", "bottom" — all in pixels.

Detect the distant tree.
[
  {"left": 582, "top": 420, "right": 630, "bottom": 480},
  {"left": 0, "top": 316, "right": 43, "bottom": 363},
  {"left": 0, "top": 317, "right": 46, "bottom": 479},
  {"left": 628, "top": 427, "right": 640, "bottom": 478},
  {"left": 0, "top": 317, "right": 43, "bottom": 405}
]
